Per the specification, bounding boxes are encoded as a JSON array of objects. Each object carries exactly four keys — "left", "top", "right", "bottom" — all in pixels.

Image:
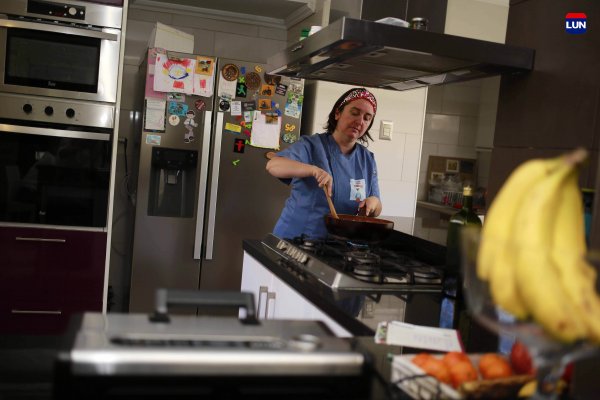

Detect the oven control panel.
[
  {"left": 27, "top": 0, "right": 86, "bottom": 21},
  {"left": 0, "top": 93, "right": 114, "bottom": 129}
]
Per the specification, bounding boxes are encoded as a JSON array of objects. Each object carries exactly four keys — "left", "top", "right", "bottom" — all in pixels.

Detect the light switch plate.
[{"left": 379, "top": 120, "right": 393, "bottom": 140}]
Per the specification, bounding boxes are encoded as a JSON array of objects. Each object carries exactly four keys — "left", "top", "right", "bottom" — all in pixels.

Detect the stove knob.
[
  {"left": 299, "top": 254, "right": 309, "bottom": 264},
  {"left": 23, "top": 104, "right": 32, "bottom": 114},
  {"left": 276, "top": 241, "right": 286, "bottom": 250},
  {"left": 44, "top": 106, "right": 53, "bottom": 116}
]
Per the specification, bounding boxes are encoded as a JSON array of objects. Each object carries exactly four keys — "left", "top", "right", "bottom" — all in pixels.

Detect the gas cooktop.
[{"left": 261, "top": 234, "right": 444, "bottom": 293}]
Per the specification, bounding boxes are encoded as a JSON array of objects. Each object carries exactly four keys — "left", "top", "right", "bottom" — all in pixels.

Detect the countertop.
[{"left": 242, "top": 236, "right": 449, "bottom": 400}]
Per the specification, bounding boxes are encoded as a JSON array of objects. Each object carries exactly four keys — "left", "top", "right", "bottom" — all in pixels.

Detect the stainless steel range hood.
[{"left": 268, "top": 17, "right": 535, "bottom": 91}]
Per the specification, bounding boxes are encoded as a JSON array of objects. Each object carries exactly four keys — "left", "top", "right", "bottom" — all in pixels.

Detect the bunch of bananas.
[{"left": 477, "top": 148, "right": 600, "bottom": 343}]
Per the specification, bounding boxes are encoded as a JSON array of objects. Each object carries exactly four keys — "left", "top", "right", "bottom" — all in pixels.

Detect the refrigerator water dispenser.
[{"left": 148, "top": 147, "right": 198, "bottom": 217}]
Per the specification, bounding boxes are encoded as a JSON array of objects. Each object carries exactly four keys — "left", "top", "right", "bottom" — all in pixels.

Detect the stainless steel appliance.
[
  {"left": 261, "top": 233, "right": 445, "bottom": 293},
  {"left": 268, "top": 17, "right": 535, "bottom": 91},
  {"left": 0, "top": 0, "right": 123, "bottom": 229},
  {"left": 0, "top": 94, "right": 114, "bottom": 228},
  {"left": 0, "top": 0, "right": 122, "bottom": 103},
  {"left": 129, "top": 49, "right": 304, "bottom": 312},
  {"left": 55, "top": 290, "right": 370, "bottom": 399}
]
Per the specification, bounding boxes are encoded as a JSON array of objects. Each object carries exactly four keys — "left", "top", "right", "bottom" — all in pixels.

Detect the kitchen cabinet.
[
  {"left": 0, "top": 226, "right": 106, "bottom": 334},
  {"left": 241, "top": 252, "right": 351, "bottom": 337}
]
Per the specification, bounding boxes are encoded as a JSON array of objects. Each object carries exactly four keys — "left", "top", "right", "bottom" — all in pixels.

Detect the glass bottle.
[
  {"left": 446, "top": 186, "right": 482, "bottom": 272},
  {"left": 443, "top": 186, "right": 485, "bottom": 350}
]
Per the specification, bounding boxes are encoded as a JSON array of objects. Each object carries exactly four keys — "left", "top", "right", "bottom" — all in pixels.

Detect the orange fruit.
[
  {"left": 478, "top": 353, "right": 513, "bottom": 379},
  {"left": 420, "top": 357, "right": 452, "bottom": 385},
  {"left": 448, "top": 360, "right": 479, "bottom": 388}
]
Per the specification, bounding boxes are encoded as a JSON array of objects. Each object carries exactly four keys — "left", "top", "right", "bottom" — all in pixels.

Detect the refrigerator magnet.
[
  {"left": 264, "top": 73, "right": 281, "bottom": 86},
  {"left": 168, "top": 115, "right": 180, "bottom": 126},
  {"left": 231, "top": 101, "right": 242, "bottom": 116},
  {"left": 260, "top": 84, "right": 274, "bottom": 96},
  {"left": 258, "top": 99, "right": 271, "bottom": 110},
  {"left": 167, "top": 93, "right": 185, "bottom": 102},
  {"left": 242, "top": 101, "right": 256, "bottom": 112},
  {"left": 245, "top": 72, "right": 261, "bottom": 90},
  {"left": 194, "top": 99, "right": 206, "bottom": 111},
  {"left": 195, "top": 56, "right": 215, "bottom": 75},
  {"left": 168, "top": 101, "right": 188, "bottom": 116},
  {"left": 225, "top": 122, "right": 242, "bottom": 135},
  {"left": 275, "top": 84, "right": 287, "bottom": 96},
  {"left": 236, "top": 81, "right": 247, "bottom": 98},
  {"left": 233, "top": 138, "right": 245, "bottom": 153},
  {"left": 146, "top": 134, "right": 161, "bottom": 145},
  {"left": 221, "top": 64, "right": 240, "bottom": 81},
  {"left": 219, "top": 99, "right": 231, "bottom": 112},
  {"left": 183, "top": 110, "right": 198, "bottom": 143}
]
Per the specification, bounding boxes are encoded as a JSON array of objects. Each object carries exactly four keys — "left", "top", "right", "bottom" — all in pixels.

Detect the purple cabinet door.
[{"left": 0, "top": 227, "right": 106, "bottom": 334}]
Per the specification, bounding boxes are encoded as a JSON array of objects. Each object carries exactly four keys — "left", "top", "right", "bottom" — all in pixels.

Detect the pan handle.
[{"left": 149, "top": 289, "right": 258, "bottom": 324}]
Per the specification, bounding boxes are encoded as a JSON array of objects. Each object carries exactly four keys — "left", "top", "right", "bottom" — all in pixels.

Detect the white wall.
[{"left": 302, "top": 81, "right": 427, "bottom": 232}]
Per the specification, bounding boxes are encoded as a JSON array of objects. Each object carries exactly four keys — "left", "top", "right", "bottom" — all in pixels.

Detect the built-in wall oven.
[
  {"left": 0, "top": 0, "right": 122, "bottom": 103},
  {"left": 0, "top": 0, "right": 123, "bottom": 230}
]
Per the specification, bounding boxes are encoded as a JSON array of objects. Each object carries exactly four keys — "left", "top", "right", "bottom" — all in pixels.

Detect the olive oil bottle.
[
  {"left": 444, "top": 185, "right": 487, "bottom": 351},
  {"left": 446, "top": 185, "right": 482, "bottom": 274}
]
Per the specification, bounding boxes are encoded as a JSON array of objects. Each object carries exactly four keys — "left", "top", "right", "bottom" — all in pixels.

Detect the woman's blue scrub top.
[{"left": 273, "top": 133, "right": 380, "bottom": 239}]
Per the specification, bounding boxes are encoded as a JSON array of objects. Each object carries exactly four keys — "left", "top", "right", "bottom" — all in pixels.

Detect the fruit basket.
[
  {"left": 460, "top": 226, "right": 600, "bottom": 399},
  {"left": 391, "top": 353, "right": 534, "bottom": 400}
]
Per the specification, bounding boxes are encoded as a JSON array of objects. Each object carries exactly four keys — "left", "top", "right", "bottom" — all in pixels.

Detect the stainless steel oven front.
[
  {"left": 0, "top": 92, "right": 114, "bottom": 229},
  {"left": 0, "top": 0, "right": 122, "bottom": 103}
]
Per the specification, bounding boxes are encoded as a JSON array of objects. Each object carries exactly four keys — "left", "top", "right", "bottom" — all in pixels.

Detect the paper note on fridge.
[
  {"left": 250, "top": 112, "right": 280, "bottom": 149},
  {"left": 153, "top": 53, "right": 195, "bottom": 94},
  {"left": 382, "top": 321, "right": 463, "bottom": 352},
  {"left": 144, "top": 99, "right": 166, "bottom": 131}
]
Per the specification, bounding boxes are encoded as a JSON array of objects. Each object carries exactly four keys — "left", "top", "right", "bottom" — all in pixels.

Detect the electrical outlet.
[{"left": 379, "top": 120, "right": 393, "bottom": 140}]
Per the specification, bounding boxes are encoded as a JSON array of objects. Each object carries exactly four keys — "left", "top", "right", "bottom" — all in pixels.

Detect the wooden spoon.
[{"left": 323, "top": 185, "right": 339, "bottom": 219}]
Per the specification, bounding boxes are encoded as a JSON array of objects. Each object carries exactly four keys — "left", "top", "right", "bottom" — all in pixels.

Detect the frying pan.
[{"left": 324, "top": 214, "right": 394, "bottom": 242}]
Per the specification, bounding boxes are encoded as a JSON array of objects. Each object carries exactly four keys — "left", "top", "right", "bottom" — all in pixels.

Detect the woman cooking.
[{"left": 266, "top": 87, "right": 382, "bottom": 239}]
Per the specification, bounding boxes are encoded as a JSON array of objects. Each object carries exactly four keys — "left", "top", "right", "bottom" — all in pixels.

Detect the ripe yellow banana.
[
  {"left": 552, "top": 170, "right": 600, "bottom": 343},
  {"left": 512, "top": 149, "right": 588, "bottom": 342},
  {"left": 478, "top": 156, "right": 564, "bottom": 318}
]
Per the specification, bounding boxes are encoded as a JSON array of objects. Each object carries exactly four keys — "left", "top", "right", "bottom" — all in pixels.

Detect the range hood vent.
[{"left": 268, "top": 17, "right": 535, "bottom": 91}]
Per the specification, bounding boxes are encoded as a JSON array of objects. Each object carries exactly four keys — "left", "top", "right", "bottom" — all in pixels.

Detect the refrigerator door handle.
[
  {"left": 193, "top": 111, "right": 213, "bottom": 259},
  {"left": 205, "top": 111, "right": 224, "bottom": 260}
]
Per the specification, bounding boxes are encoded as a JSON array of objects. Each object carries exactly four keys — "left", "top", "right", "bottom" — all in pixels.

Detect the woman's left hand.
[{"left": 358, "top": 196, "right": 382, "bottom": 217}]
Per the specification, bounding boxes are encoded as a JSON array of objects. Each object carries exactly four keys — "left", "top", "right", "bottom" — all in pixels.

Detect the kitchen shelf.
[{"left": 416, "top": 200, "right": 460, "bottom": 216}]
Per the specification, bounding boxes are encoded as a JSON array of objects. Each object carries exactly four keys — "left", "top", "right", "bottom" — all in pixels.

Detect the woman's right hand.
[{"left": 312, "top": 166, "right": 333, "bottom": 196}]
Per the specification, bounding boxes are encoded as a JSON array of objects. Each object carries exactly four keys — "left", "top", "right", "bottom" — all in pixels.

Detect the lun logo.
[{"left": 566, "top": 12, "right": 587, "bottom": 34}]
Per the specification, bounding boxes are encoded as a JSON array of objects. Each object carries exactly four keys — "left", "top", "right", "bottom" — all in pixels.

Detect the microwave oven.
[{"left": 0, "top": 0, "right": 122, "bottom": 103}]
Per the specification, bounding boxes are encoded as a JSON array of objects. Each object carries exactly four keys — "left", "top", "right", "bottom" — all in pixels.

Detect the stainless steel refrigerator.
[{"left": 129, "top": 49, "right": 303, "bottom": 312}]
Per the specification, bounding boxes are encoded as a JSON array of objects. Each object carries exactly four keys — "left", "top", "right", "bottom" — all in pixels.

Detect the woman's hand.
[
  {"left": 312, "top": 166, "right": 333, "bottom": 196},
  {"left": 358, "top": 196, "right": 382, "bottom": 217}
]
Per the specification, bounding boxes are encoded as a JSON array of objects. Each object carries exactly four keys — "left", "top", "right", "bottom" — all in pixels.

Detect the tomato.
[
  {"left": 442, "top": 351, "right": 471, "bottom": 367},
  {"left": 510, "top": 341, "right": 535, "bottom": 375},
  {"left": 448, "top": 360, "right": 479, "bottom": 388},
  {"left": 412, "top": 353, "right": 434, "bottom": 368},
  {"left": 420, "top": 357, "right": 452, "bottom": 385},
  {"left": 478, "top": 353, "right": 513, "bottom": 379}
]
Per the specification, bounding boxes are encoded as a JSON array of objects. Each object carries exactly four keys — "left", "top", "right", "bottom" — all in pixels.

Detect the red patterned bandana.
[{"left": 338, "top": 88, "right": 377, "bottom": 115}]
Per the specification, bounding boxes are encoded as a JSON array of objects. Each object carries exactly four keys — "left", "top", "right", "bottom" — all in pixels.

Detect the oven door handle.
[
  {"left": 0, "top": 123, "right": 110, "bottom": 141},
  {"left": 0, "top": 19, "right": 118, "bottom": 41}
]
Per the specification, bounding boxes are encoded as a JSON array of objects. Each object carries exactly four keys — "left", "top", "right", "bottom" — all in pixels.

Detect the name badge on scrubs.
[{"left": 350, "top": 179, "right": 366, "bottom": 201}]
